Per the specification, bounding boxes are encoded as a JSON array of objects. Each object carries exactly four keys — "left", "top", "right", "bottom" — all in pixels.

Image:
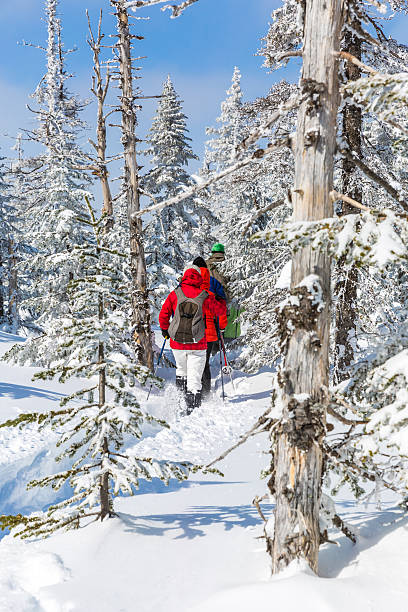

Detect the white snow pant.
[{"left": 172, "top": 349, "right": 206, "bottom": 394}]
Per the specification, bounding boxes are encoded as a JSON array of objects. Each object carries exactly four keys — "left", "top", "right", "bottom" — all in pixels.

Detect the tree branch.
[
  {"left": 237, "top": 94, "right": 300, "bottom": 155},
  {"left": 340, "top": 147, "right": 407, "bottom": 208},
  {"left": 242, "top": 198, "right": 285, "bottom": 236},
  {"left": 135, "top": 137, "right": 292, "bottom": 218},
  {"left": 327, "top": 404, "right": 368, "bottom": 426},
  {"left": 330, "top": 190, "right": 371, "bottom": 212},
  {"left": 336, "top": 50, "right": 377, "bottom": 75},
  {"left": 125, "top": 0, "right": 199, "bottom": 17},
  {"left": 206, "top": 408, "right": 276, "bottom": 468}
]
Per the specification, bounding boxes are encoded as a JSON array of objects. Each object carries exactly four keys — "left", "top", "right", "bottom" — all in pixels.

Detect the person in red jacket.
[{"left": 159, "top": 264, "right": 226, "bottom": 413}]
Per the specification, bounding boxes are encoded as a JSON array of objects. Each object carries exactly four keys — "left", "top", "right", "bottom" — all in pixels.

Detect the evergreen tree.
[
  {"left": 1, "top": 200, "right": 215, "bottom": 538},
  {"left": 143, "top": 75, "right": 199, "bottom": 315},
  {"left": 0, "top": 154, "right": 13, "bottom": 327},
  {"left": 203, "top": 71, "right": 295, "bottom": 371},
  {"left": 21, "top": 0, "right": 93, "bottom": 330}
]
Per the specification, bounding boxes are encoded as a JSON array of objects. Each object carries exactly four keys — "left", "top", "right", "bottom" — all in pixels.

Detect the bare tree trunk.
[
  {"left": 99, "top": 326, "right": 110, "bottom": 519},
  {"left": 334, "top": 27, "right": 362, "bottom": 382},
  {"left": 270, "top": 0, "right": 345, "bottom": 574},
  {"left": 113, "top": 1, "right": 153, "bottom": 370},
  {"left": 0, "top": 252, "right": 4, "bottom": 323},
  {"left": 87, "top": 10, "right": 114, "bottom": 230}
]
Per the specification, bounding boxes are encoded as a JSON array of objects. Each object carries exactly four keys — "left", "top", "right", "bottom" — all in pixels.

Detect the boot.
[
  {"left": 193, "top": 390, "right": 202, "bottom": 408},
  {"left": 185, "top": 391, "right": 195, "bottom": 416},
  {"left": 176, "top": 376, "right": 187, "bottom": 394}
]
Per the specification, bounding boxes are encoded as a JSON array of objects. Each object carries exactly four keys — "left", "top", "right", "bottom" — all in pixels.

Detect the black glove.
[
  {"left": 193, "top": 256, "right": 207, "bottom": 268},
  {"left": 161, "top": 329, "right": 170, "bottom": 340}
]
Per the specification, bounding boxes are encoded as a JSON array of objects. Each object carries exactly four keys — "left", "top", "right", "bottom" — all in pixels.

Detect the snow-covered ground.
[{"left": 1, "top": 331, "right": 408, "bottom": 611}]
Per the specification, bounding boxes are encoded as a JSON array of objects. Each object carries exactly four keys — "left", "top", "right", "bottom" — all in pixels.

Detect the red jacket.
[
  {"left": 159, "top": 268, "right": 227, "bottom": 350},
  {"left": 199, "top": 267, "right": 228, "bottom": 342}
]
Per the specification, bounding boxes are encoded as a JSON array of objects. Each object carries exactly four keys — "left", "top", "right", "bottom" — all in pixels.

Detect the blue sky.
[
  {"left": 0, "top": 0, "right": 283, "bottom": 169},
  {"left": 0, "top": 0, "right": 406, "bottom": 175}
]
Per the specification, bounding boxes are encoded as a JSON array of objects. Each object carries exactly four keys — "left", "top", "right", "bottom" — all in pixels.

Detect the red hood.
[{"left": 181, "top": 268, "right": 202, "bottom": 288}]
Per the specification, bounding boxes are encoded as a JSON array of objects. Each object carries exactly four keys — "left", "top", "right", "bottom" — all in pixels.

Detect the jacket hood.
[{"left": 181, "top": 267, "right": 203, "bottom": 288}]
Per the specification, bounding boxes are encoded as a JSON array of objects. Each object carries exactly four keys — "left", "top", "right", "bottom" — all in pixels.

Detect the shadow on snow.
[
  {"left": 119, "top": 500, "right": 274, "bottom": 539},
  {"left": 319, "top": 504, "right": 408, "bottom": 578},
  {"left": 0, "top": 381, "right": 64, "bottom": 402}
]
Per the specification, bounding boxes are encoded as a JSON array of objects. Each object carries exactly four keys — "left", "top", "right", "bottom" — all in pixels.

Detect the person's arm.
[
  {"left": 209, "top": 276, "right": 226, "bottom": 301},
  {"left": 159, "top": 293, "right": 175, "bottom": 331}
]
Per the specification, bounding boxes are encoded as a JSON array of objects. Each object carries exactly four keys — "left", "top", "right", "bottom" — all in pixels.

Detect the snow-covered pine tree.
[
  {"left": 115, "top": 0, "right": 408, "bottom": 578},
  {"left": 143, "top": 75, "right": 199, "bottom": 316},
  {"left": 204, "top": 67, "right": 246, "bottom": 212},
  {"left": 0, "top": 154, "right": 13, "bottom": 327},
  {"left": 1, "top": 199, "right": 215, "bottom": 538},
  {"left": 5, "top": 135, "right": 38, "bottom": 332},
  {"left": 20, "top": 0, "right": 93, "bottom": 331},
  {"left": 203, "top": 69, "right": 295, "bottom": 370}
]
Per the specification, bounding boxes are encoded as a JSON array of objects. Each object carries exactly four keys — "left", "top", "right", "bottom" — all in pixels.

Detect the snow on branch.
[
  {"left": 125, "top": 0, "right": 199, "bottom": 17},
  {"left": 237, "top": 94, "right": 300, "bottom": 154},
  {"left": 134, "top": 136, "right": 292, "bottom": 218},
  {"left": 339, "top": 146, "right": 408, "bottom": 208},
  {"left": 255, "top": 208, "right": 408, "bottom": 271},
  {"left": 343, "top": 70, "right": 408, "bottom": 133}
]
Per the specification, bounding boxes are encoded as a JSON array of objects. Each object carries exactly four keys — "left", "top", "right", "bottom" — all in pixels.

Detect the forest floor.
[{"left": 0, "top": 330, "right": 408, "bottom": 611}]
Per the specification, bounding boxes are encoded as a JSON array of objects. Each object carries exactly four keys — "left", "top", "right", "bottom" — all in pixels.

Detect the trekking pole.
[
  {"left": 215, "top": 318, "right": 236, "bottom": 395},
  {"left": 146, "top": 338, "right": 167, "bottom": 401},
  {"left": 218, "top": 331, "right": 236, "bottom": 394},
  {"left": 215, "top": 318, "right": 225, "bottom": 402}
]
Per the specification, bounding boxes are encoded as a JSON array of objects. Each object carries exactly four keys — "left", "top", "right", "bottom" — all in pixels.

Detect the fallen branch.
[
  {"left": 332, "top": 513, "right": 357, "bottom": 543},
  {"left": 135, "top": 136, "right": 292, "bottom": 218},
  {"left": 253, "top": 495, "right": 268, "bottom": 522},
  {"left": 206, "top": 408, "right": 276, "bottom": 469}
]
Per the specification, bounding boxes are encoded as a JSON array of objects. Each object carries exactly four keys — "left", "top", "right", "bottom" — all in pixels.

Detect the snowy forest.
[{"left": 1, "top": 0, "right": 408, "bottom": 610}]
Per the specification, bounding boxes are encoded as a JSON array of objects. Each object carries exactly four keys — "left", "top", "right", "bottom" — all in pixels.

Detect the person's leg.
[
  {"left": 186, "top": 350, "right": 207, "bottom": 409},
  {"left": 201, "top": 344, "right": 213, "bottom": 397},
  {"left": 172, "top": 349, "right": 187, "bottom": 393}
]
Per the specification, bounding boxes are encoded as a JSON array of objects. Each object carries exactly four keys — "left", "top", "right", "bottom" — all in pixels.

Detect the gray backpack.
[{"left": 168, "top": 287, "right": 207, "bottom": 344}]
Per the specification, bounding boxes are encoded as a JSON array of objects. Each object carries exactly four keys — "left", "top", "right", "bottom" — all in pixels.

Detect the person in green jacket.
[{"left": 206, "top": 243, "right": 241, "bottom": 341}]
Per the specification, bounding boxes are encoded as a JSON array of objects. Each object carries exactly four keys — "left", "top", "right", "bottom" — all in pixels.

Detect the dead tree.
[
  {"left": 87, "top": 10, "right": 114, "bottom": 230},
  {"left": 334, "top": 24, "right": 362, "bottom": 382},
  {"left": 111, "top": 0, "right": 153, "bottom": 370},
  {"left": 269, "top": 0, "right": 346, "bottom": 574}
]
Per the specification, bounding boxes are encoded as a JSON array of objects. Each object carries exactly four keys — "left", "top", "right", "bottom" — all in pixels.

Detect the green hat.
[{"left": 211, "top": 243, "right": 225, "bottom": 253}]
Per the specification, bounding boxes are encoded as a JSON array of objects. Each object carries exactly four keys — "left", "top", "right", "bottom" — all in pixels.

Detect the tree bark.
[
  {"left": 270, "top": 0, "right": 345, "bottom": 574},
  {"left": 98, "top": 290, "right": 110, "bottom": 520},
  {"left": 87, "top": 10, "right": 114, "bottom": 230},
  {"left": 113, "top": 1, "right": 153, "bottom": 370},
  {"left": 334, "top": 27, "right": 362, "bottom": 382},
  {"left": 0, "top": 252, "right": 4, "bottom": 323}
]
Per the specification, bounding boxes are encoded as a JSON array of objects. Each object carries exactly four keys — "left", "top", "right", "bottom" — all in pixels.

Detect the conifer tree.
[
  {"left": 143, "top": 75, "right": 199, "bottom": 315},
  {"left": 0, "top": 154, "right": 13, "bottom": 327},
  {"left": 1, "top": 200, "right": 215, "bottom": 538},
  {"left": 21, "top": 0, "right": 93, "bottom": 330}
]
